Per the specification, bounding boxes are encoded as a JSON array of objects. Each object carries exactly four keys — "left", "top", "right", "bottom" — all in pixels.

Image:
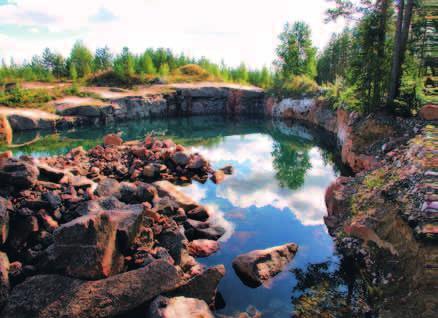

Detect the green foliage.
[
  {"left": 0, "top": 44, "right": 273, "bottom": 88},
  {"left": 159, "top": 63, "right": 170, "bottom": 77},
  {"left": 138, "top": 52, "right": 156, "bottom": 75},
  {"left": 0, "top": 85, "right": 60, "bottom": 111},
  {"left": 271, "top": 74, "right": 320, "bottom": 99},
  {"left": 322, "top": 77, "right": 361, "bottom": 112},
  {"left": 69, "top": 63, "right": 78, "bottom": 82},
  {"left": 93, "top": 46, "right": 113, "bottom": 72},
  {"left": 275, "top": 21, "right": 317, "bottom": 78},
  {"left": 69, "top": 41, "right": 94, "bottom": 78},
  {"left": 113, "top": 47, "right": 135, "bottom": 80}
]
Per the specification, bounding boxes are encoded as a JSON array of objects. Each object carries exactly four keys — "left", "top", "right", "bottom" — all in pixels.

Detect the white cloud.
[
  {"left": 189, "top": 135, "right": 337, "bottom": 226},
  {"left": 0, "top": 0, "right": 346, "bottom": 67}
]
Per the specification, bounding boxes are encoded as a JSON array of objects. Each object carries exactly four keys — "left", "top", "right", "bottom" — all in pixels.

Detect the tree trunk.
[
  {"left": 388, "top": 0, "right": 405, "bottom": 106},
  {"left": 399, "top": 0, "right": 414, "bottom": 67},
  {"left": 372, "top": 0, "right": 389, "bottom": 110}
]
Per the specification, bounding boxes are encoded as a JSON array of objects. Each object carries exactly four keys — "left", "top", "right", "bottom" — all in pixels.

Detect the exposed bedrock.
[{"left": 1, "top": 85, "right": 265, "bottom": 134}]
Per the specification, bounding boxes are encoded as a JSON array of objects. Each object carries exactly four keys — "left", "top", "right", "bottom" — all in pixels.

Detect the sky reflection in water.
[{"left": 178, "top": 133, "right": 339, "bottom": 317}]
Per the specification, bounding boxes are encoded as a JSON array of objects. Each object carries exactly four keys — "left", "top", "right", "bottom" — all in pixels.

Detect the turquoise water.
[{"left": 11, "top": 116, "right": 354, "bottom": 317}]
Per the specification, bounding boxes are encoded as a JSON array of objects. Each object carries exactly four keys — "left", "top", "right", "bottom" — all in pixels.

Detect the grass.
[
  {"left": 363, "top": 168, "right": 386, "bottom": 190},
  {"left": 0, "top": 84, "right": 104, "bottom": 112}
]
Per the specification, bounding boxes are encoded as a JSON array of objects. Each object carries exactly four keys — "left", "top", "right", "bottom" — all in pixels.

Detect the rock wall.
[
  {"left": 57, "top": 86, "right": 266, "bottom": 125},
  {"left": 3, "top": 86, "right": 266, "bottom": 134},
  {"left": 267, "top": 97, "right": 378, "bottom": 173}
]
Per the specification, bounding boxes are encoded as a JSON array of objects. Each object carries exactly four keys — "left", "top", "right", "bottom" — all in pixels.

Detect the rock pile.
[{"left": 0, "top": 134, "right": 230, "bottom": 317}]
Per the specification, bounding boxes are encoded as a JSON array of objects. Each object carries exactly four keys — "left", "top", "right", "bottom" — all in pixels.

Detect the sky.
[{"left": 0, "top": 0, "right": 346, "bottom": 68}]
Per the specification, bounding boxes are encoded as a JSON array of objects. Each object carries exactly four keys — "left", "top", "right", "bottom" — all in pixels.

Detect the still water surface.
[{"left": 10, "top": 116, "right": 351, "bottom": 317}]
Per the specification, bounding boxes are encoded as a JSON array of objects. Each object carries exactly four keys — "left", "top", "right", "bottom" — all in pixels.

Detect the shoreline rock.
[
  {"left": 232, "top": 243, "right": 298, "bottom": 288},
  {"left": 0, "top": 134, "right": 227, "bottom": 316}
]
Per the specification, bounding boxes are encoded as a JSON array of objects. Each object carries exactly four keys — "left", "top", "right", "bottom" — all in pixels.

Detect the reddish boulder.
[
  {"left": 154, "top": 181, "right": 198, "bottom": 211},
  {"left": 0, "top": 252, "right": 9, "bottom": 310},
  {"left": 53, "top": 212, "right": 124, "bottom": 279},
  {"left": 0, "top": 197, "right": 10, "bottom": 244},
  {"left": 187, "top": 239, "right": 219, "bottom": 257},
  {"left": 103, "top": 133, "right": 123, "bottom": 146},
  {"left": 211, "top": 170, "right": 225, "bottom": 184},
  {"left": 419, "top": 104, "right": 438, "bottom": 121},
  {"left": 166, "top": 265, "right": 225, "bottom": 306},
  {"left": 147, "top": 296, "right": 213, "bottom": 318},
  {"left": 0, "top": 260, "right": 181, "bottom": 318},
  {"left": 232, "top": 243, "right": 298, "bottom": 287},
  {"left": 0, "top": 158, "right": 39, "bottom": 189}
]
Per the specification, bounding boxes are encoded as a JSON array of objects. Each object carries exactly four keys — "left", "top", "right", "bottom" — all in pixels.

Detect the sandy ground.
[
  {"left": 82, "top": 82, "right": 262, "bottom": 99},
  {"left": 0, "top": 106, "right": 60, "bottom": 120}
]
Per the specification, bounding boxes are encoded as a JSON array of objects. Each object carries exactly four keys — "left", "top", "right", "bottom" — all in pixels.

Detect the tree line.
[
  {"left": 316, "top": 0, "right": 432, "bottom": 114},
  {"left": 0, "top": 42, "right": 273, "bottom": 88}
]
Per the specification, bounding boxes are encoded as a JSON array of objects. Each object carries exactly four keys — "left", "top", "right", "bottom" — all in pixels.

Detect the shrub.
[
  {"left": 87, "top": 70, "right": 146, "bottom": 87},
  {"left": 177, "top": 64, "right": 208, "bottom": 77},
  {"left": 270, "top": 74, "right": 319, "bottom": 99},
  {"left": 321, "top": 77, "right": 361, "bottom": 112},
  {"left": 170, "top": 64, "right": 212, "bottom": 82},
  {"left": 0, "top": 85, "right": 60, "bottom": 111}
]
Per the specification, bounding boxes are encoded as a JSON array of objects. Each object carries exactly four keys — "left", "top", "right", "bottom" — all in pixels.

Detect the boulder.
[
  {"left": 7, "top": 212, "right": 38, "bottom": 250},
  {"left": 171, "top": 151, "right": 190, "bottom": 166},
  {"left": 166, "top": 265, "right": 225, "bottom": 306},
  {"left": 232, "top": 243, "right": 298, "bottom": 287},
  {"left": 211, "top": 170, "right": 225, "bottom": 184},
  {"left": 53, "top": 212, "right": 124, "bottom": 279},
  {"left": 154, "top": 181, "right": 198, "bottom": 211},
  {"left": 0, "top": 260, "right": 181, "bottom": 318},
  {"left": 157, "top": 228, "right": 187, "bottom": 264},
  {"left": 95, "top": 178, "right": 121, "bottom": 197},
  {"left": 37, "top": 164, "right": 67, "bottom": 183},
  {"left": 143, "top": 163, "right": 161, "bottom": 178},
  {"left": 0, "top": 252, "right": 9, "bottom": 310},
  {"left": 109, "top": 208, "right": 145, "bottom": 252},
  {"left": 0, "top": 158, "right": 39, "bottom": 189},
  {"left": 187, "top": 206, "right": 209, "bottom": 221},
  {"left": 419, "top": 104, "right": 438, "bottom": 121},
  {"left": 184, "top": 219, "right": 225, "bottom": 241},
  {"left": 147, "top": 296, "right": 213, "bottom": 318},
  {"left": 220, "top": 165, "right": 234, "bottom": 175},
  {"left": 103, "top": 133, "right": 123, "bottom": 146},
  {"left": 187, "top": 155, "right": 207, "bottom": 170},
  {"left": 187, "top": 239, "right": 219, "bottom": 257},
  {"left": 0, "top": 197, "right": 10, "bottom": 244},
  {"left": 0, "top": 115, "right": 12, "bottom": 145}
]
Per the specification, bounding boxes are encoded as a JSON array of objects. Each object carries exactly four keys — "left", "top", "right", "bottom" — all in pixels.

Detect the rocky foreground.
[{"left": 0, "top": 133, "right": 299, "bottom": 317}]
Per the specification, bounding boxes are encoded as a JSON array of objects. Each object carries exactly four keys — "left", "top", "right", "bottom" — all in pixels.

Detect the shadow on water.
[{"left": 5, "top": 116, "right": 367, "bottom": 317}]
